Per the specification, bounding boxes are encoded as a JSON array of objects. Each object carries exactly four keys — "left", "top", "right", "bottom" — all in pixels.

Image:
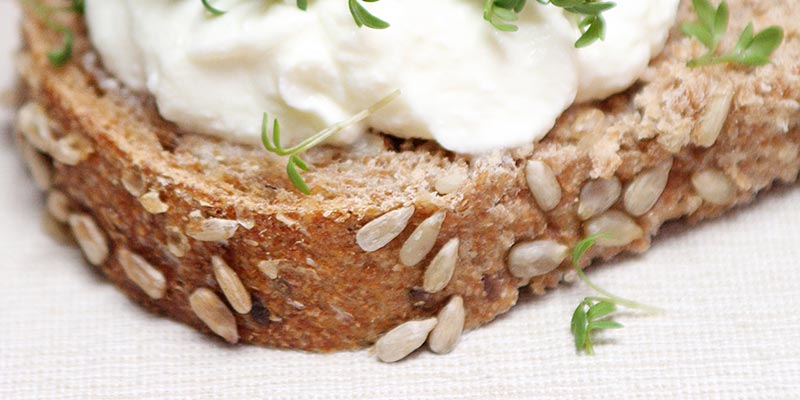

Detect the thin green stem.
[
  {"left": 282, "top": 90, "right": 400, "bottom": 155},
  {"left": 574, "top": 266, "right": 663, "bottom": 314}
]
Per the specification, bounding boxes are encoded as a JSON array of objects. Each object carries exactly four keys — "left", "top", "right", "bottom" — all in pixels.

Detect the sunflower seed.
[
  {"left": 139, "top": 191, "right": 169, "bottom": 214},
  {"left": 50, "top": 133, "right": 93, "bottom": 166},
  {"left": 235, "top": 204, "right": 255, "bottom": 229},
  {"left": 16, "top": 102, "right": 55, "bottom": 153},
  {"left": 257, "top": 260, "right": 281, "bottom": 279},
  {"left": 525, "top": 160, "right": 561, "bottom": 211},
  {"left": 624, "top": 159, "right": 673, "bottom": 216},
  {"left": 691, "top": 169, "right": 737, "bottom": 205},
  {"left": 21, "top": 142, "right": 52, "bottom": 190},
  {"left": 400, "top": 211, "right": 446, "bottom": 266},
  {"left": 428, "top": 296, "right": 465, "bottom": 355},
  {"left": 166, "top": 226, "right": 190, "bottom": 258},
  {"left": 578, "top": 177, "right": 622, "bottom": 220},
  {"left": 118, "top": 248, "right": 166, "bottom": 299},
  {"left": 41, "top": 212, "right": 74, "bottom": 245},
  {"left": 189, "top": 288, "right": 239, "bottom": 344},
  {"left": 186, "top": 217, "right": 239, "bottom": 242},
  {"left": 423, "top": 238, "right": 459, "bottom": 293},
  {"left": 46, "top": 190, "right": 71, "bottom": 223},
  {"left": 121, "top": 169, "right": 146, "bottom": 196},
  {"left": 68, "top": 213, "right": 109, "bottom": 265},
  {"left": 435, "top": 170, "right": 467, "bottom": 195},
  {"left": 356, "top": 206, "right": 415, "bottom": 252},
  {"left": 584, "top": 210, "right": 644, "bottom": 247},
  {"left": 693, "top": 90, "right": 734, "bottom": 147},
  {"left": 374, "top": 318, "right": 438, "bottom": 363},
  {"left": 507, "top": 240, "right": 568, "bottom": 281},
  {"left": 562, "top": 269, "right": 580, "bottom": 284},
  {"left": 211, "top": 256, "right": 252, "bottom": 314}
]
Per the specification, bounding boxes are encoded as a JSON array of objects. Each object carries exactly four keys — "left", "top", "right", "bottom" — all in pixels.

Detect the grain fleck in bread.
[{"left": 11, "top": 0, "right": 800, "bottom": 352}]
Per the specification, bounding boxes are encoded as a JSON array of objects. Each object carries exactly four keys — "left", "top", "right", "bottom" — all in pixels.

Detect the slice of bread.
[{"left": 13, "top": 0, "right": 800, "bottom": 353}]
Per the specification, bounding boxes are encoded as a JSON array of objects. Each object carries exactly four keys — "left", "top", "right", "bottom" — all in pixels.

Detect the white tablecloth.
[{"left": 1, "top": 2, "right": 799, "bottom": 399}]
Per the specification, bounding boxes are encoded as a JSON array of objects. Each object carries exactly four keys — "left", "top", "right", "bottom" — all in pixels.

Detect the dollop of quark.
[{"left": 85, "top": 0, "right": 679, "bottom": 154}]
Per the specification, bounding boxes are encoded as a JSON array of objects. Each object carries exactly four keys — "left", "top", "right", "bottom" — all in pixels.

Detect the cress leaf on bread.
[
  {"left": 683, "top": 0, "right": 784, "bottom": 67},
  {"left": 569, "top": 234, "right": 662, "bottom": 355},
  {"left": 202, "top": 0, "right": 613, "bottom": 45},
  {"left": 22, "top": 0, "right": 83, "bottom": 67},
  {"left": 261, "top": 90, "right": 401, "bottom": 195}
]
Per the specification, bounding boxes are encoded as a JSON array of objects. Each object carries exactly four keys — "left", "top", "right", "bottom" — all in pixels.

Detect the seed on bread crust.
[
  {"left": 50, "top": 133, "right": 94, "bottom": 166},
  {"left": 234, "top": 204, "right": 256, "bottom": 229},
  {"left": 525, "top": 160, "right": 561, "bottom": 211},
  {"left": 562, "top": 269, "right": 579, "bottom": 284},
  {"left": 166, "top": 226, "right": 190, "bottom": 258},
  {"left": 186, "top": 217, "right": 239, "bottom": 242},
  {"left": 20, "top": 142, "right": 52, "bottom": 190},
  {"left": 435, "top": 170, "right": 467, "bottom": 195},
  {"left": 507, "top": 240, "right": 568, "bottom": 282},
  {"left": 17, "top": 102, "right": 55, "bottom": 153},
  {"left": 118, "top": 248, "right": 167, "bottom": 299},
  {"left": 693, "top": 90, "right": 734, "bottom": 148},
  {"left": 211, "top": 256, "right": 252, "bottom": 314},
  {"left": 41, "top": 212, "right": 74, "bottom": 245},
  {"left": 400, "top": 211, "right": 446, "bottom": 267},
  {"left": 578, "top": 177, "right": 622, "bottom": 220},
  {"left": 356, "top": 206, "right": 415, "bottom": 252},
  {"left": 584, "top": 210, "right": 644, "bottom": 247},
  {"left": 691, "top": 169, "right": 737, "bottom": 205},
  {"left": 624, "top": 159, "right": 673, "bottom": 217},
  {"left": 423, "top": 238, "right": 459, "bottom": 293},
  {"left": 189, "top": 288, "right": 239, "bottom": 344},
  {"left": 68, "top": 213, "right": 109, "bottom": 266},
  {"left": 46, "top": 190, "right": 71, "bottom": 223},
  {"left": 429, "top": 296, "right": 465, "bottom": 355},
  {"left": 257, "top": 260, "right": 281, "bottom": 279},
  {"left": 139, "top": 191, "right": 169, "bottom": 214},
  {"left": 121, "top": 169, "right": 146, "bottom": 196},
  {"left": 374, "top": 318, "right": 437, "bottom": 363}
]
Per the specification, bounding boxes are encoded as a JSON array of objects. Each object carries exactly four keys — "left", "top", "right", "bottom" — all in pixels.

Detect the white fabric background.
[{"left": 1, "top": 2, "right": 799, "bottom": 399}]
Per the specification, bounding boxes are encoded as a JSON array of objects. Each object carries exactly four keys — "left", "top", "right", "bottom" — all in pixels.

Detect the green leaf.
[
  {"left": 47, "top": 30, "right": 73, "bottom": 67},
  {"left": 684, "top": 0, "right": 783, "bottom": 68},
  {"left": 732, "top": 23, "right": 755, "bottom": 53},
  {"left": 287, "top": 158, "right": 311, "bottom": 195},
  {"left": 588, "top": 320, "right": 624, "bottom": 330},
  {"left": 201, "top": 0, "right": 226, "bottom": 15},
  {"left": 348, "top": 0, "right": 390, "bottom": 29},
  {"left": 745, "top": 26, "right": 784, "bottom": 58},
  {"left": 571, "top": 303, "right": 588, "bottom": 350},
  {"left": 712, "top": 1, "right": 729, "bottom": 44},
  {"left": 692, "top": 0, "right": 715, "bottom": 29},
  {"left": 681, "top": 22, "right": 713, "bottom": 49},
  {"left": 587, "top": 300, "right": 616, "bottom": 320},
  {"left": 571, "top": 233, "right": 611, "bottom": 266},
  {"left": 575, "top": 16, "right": 605, "bottom": 48}
]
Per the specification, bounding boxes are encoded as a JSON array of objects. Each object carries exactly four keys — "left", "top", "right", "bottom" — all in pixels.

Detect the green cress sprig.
[
  {"left": 202, "top": 0, "right": 390, "bottom": 29},
  {"left": 261, "top": 90, "right": 400, "bottom": 194},
  {"left": 485, "top": 0, "right": 615, "bottom": 48},
  {"left": 682, "top": 0, "right": 783, "bottom": 67},
  {"left": 569, "top": 234, "right": 663, "bottom": 355},
  {"left": 23, "top": 0, "right": 84, "bottom": 66},
  {"left": 202, "top": 0, "right": 612, "bottom": 43}
]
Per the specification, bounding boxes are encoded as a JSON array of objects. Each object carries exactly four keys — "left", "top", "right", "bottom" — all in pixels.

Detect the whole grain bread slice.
[{"left": 12, "top": 0, "right": 800, "bottom": 352}]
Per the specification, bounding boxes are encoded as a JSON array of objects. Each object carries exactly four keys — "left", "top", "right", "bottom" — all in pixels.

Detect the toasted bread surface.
[{"left": 12, "top": 0, "right": 800, "bottom": 351}]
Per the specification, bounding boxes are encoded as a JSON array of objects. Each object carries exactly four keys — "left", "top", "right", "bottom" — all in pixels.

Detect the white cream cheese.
[{"left": 85, "top": 0, "right": 679, "bottom": 154}]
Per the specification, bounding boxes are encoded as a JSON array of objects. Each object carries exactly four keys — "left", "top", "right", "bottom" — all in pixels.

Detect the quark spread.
[{"left": 85, "top": 0, "right": 679, "bottom": 154}]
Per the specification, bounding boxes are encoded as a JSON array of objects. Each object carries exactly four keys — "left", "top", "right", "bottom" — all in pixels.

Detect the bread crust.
[{"left": 12, "top": 0, "right": 800, "bottom": 351}]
